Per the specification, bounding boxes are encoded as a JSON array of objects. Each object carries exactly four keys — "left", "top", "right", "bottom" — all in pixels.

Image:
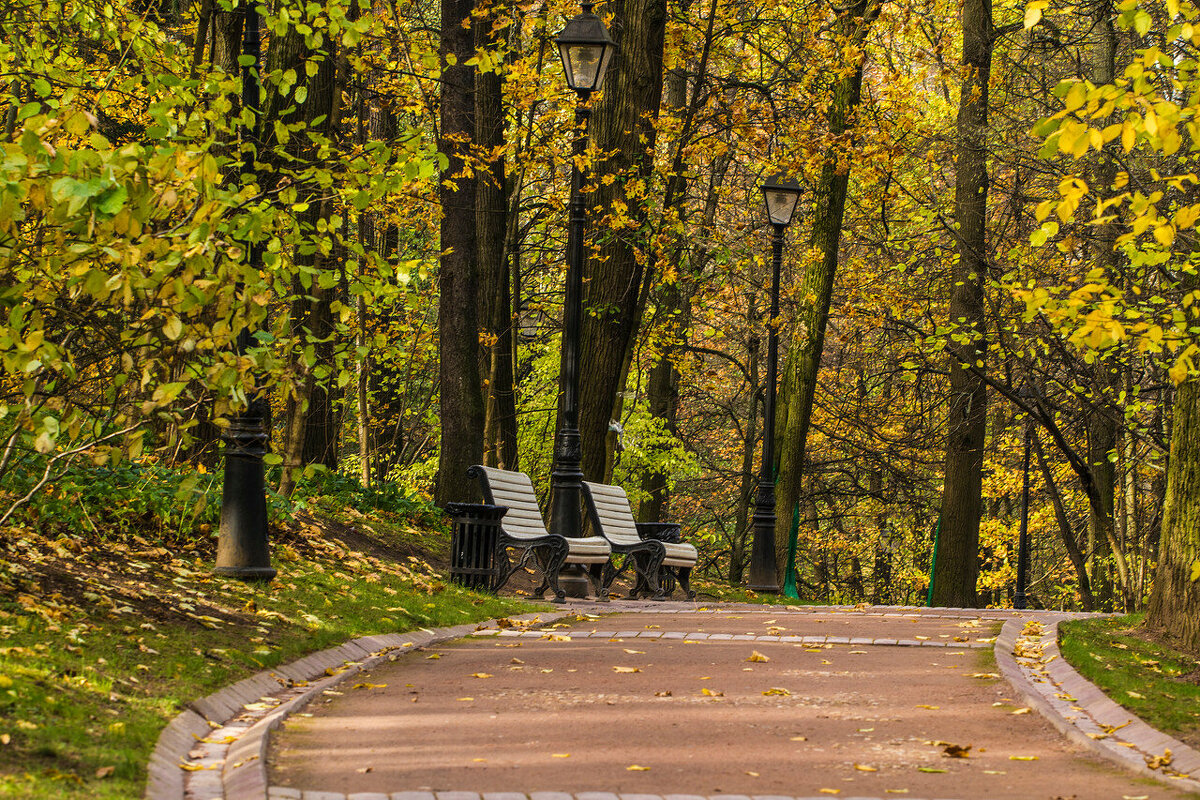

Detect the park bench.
[
  {"left": 581, "top": 480, "right": 698, "bottom": 600},
  {"left": 467, "top": 465, "right": 611, "bottom": 602}
]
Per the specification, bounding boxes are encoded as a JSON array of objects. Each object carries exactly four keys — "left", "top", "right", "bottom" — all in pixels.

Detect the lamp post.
[
  {"left": 547, "top": 3, "right": 616, "bottom": 594},
  {"left": 747, "top": 174, "right": 802, "bottom": 594},
  {"left": 1014, "top": 386, "right": 1036, "bottom": 609},
  {"left": 215, "top": 0, "right": 275, "bottom": 581}
]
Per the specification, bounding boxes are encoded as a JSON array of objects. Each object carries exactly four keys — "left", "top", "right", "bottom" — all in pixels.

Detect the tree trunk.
[
  {"left": 929, "top": 0, "right": 992, "bottom": 608},
  {"left": 476, "top": 0, "right": 518, "bottom": 471},
  {"left": 1034, "top": 433, "right": 1095, "bottom": 610},
  {"left": 773, "top": 0, "right": 877, "bottom": 581},
  {"left": 435, "top": 0, "right": 485, "bottom": 506},
  {"left": 578, "top": 0, "right": 667, "bottom": 483},
  {"left": 1146, "top": 379, "right": 1200, "bottom": 656}
]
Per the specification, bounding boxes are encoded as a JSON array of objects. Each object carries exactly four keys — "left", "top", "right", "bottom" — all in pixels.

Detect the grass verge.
[
  {"left": 1059, "top": 613, "right": 1200, "bottom": 749},
  {"left": 0, "top": 470, "right": 547, "bottom": 800}
]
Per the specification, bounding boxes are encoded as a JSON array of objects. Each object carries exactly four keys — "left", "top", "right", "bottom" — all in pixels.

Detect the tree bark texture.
[
  {"left": 476, "top": 1, "right": 518, "bottom": 471},
  {"left": 1147, "top": 379, "right": 1200, "bottom": 656},
  {"left": 578, "top": 0, "right": 667, "bottom": 484},
  {"left": 435, "top": 0, "right": 485, "bottom": 506},
  {"left": 772, "top": 0, "right": 875, "bottom": 581},
  {"left": 929, "top": 0, "right": 992, "bottom": 608}
]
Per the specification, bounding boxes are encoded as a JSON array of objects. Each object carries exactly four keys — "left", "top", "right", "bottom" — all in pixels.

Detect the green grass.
[
  {"left": 0, "top": 474, "right": 548, "bottom": 800},
  {"left": 1059, "top": 613, "right": 1200, "bottom": 748},
  {"left": 693, "top": 582, "right": 822, "bottom": 605}
]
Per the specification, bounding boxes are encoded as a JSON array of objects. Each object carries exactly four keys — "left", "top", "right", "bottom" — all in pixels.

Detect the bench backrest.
[
  {"left": 581, "top": 481, "right": 642, "bottom": 547},
  {"left": 467, "top": 465, "right": 550, "bottom": 541}
]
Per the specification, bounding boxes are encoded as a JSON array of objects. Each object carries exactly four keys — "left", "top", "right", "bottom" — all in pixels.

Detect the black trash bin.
[{"left": 446, "top": 503, "right": 508, "bottom": 591}]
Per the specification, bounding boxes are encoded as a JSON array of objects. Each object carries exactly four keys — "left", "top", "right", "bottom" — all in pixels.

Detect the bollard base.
[{"left": 214, "top": 565, "right": 277, "bottom": 581}]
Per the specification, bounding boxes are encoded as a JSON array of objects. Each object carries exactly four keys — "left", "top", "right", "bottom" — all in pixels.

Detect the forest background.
[{"left": 3, "top": 0, "right": 1200, "bottom": 654}]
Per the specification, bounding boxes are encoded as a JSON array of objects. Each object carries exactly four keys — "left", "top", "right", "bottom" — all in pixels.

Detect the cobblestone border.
[
  {"left": 994, "top": 615, "right": 1200, "bottom": 793},
  {"left": 264, "top": 791, "right": 967, "bottom": 800},
  {"left": 146, "top": 612, "right": 572, "bottom": 800}
]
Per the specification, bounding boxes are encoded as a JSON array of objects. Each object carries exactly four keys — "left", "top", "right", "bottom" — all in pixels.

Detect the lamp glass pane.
[
  {"left": 563, "top": 43, "right": 604, "bottom": 90},
  {"left": 764, "top": 189, "right": 799, "bottom": 225}
]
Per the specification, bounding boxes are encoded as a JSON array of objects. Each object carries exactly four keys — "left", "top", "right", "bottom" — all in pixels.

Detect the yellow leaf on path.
[
  {"left": 915, "top": 635, "right": 929, "bottom": 640},
  {"left": 746, "top": 771, "right": 759, "bottom": 777},
  {"left": 356, "top": 766, "right": 373, "bottom": 774},
  {"left": 969, "top": 673, "right": 1000, "bottom": 679},
  {"left": 819, "top": 789, "right": 840, "bottom": 795},
  {"left": 614, "top": 666, "right": 640, "bottom": 673},
  {"left": 917, "top": 767, "right": 947, "bottom": 773},
  {"left": 855, "top": 764, "right": 878, "bottom": 771},
  {"left": 473, "top": 758, "right": 486, "bottom": 762},
  {"left": 426, "top": 654, "right": 442, "bottom": 659},
  {"left": 763, "top": 687, "right": 791, "bottom": 696},
  {"left": 552, "top": 753, "right": 571, "bottom": 758},
  {"left": 1010, "top": 756, "right": 1039, "bottom": 761},
  {"left": 511, "top": 658, "right": 524, "bottom": 664},
  {"left": 790, "top": 735, "right": 808, "bottom": 741},
  {"left": 983, "top": 770, "right": 1006, "bottom": 775},
  {"left": 916, "top": 704, "right": 939, "bottom": 709},
  {"left": 471, "top": 673, "right": 493, "bottom": 679},
  {"left": 626, "top": 764, "right": 650, "bottom": 771},
  {"left": 457, "top": 697, "right": 474, "bottom": 701},
  {"left": 352, "top": 683, "right": 387, "bottom": 689},
  {"left": 1011, "top": 707, "right": 1031, "bottom": 715},
  {"left": 943, "top": 743, "right": 971, "bottom": 758},
  {"left": 623, "top": 649, "right": 645, "bottom": 654},
  {"left": 746, "top": 651, "right": 770, "bottom": 662},
  {"left": 540, "top": 669, "right": 553, "bottom": 673},
  {"left": 701, "top": 688, "right": 724, "bottom": 697}
]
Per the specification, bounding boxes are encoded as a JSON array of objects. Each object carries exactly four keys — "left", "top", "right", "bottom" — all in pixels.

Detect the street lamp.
[
  {"left": 1014, "top": 385, "right": 1037, "bottom": 609},
  {"left": 215, "top": 0, "right": 275, "bottom": 581},
  {"left": 747, "top": 173, "right": 802, "bottom": 594},
  {"left": 547, "top": 3, "right": 616, "bottom": 595}
]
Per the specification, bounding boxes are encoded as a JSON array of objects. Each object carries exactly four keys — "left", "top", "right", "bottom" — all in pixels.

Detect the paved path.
[{"left": 265, "top": 605, "right": 1199, "bottom": 800}]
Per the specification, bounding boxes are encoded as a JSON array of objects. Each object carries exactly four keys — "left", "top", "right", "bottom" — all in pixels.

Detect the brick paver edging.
[
  {"left": 145, "top": 611, "right": 573, "bottom": 800},
  {"left": 265, "top": 792, "right": 968, "bottom": 800},
  {"left": 994, "top": 615, "right": 1200, "bottom": 793}
]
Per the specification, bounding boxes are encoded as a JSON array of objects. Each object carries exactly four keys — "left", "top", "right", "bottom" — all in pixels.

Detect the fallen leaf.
[
  {"left": 701, "top": 688, "right": 724, "bottom": 697},
  {"left": 654, "top": 690, "right": 672, "bottom": 697},
  {"left": 790, "top": 735, "right": 808, "bottom": 741},
  {"left": 511, "top": 658, "right": 524, "bottom": 664},
  {"left": 356, "top": 767, "right": 373, "bottom": 774},
  {"left": 1011, "top": 707, "right": 1031, "bottom": 715},
  {"left": 457, "top": 697, "right": 474, "bottom": 702},
  {"left": 473, "top": 758, "right": 486, "bottom": 762},
  {"left": 763, "top": 687, "right": 791, "bottom": 696},
  {"left": 746, "top": 771, "right": 759, "bottom": 777},
  {"left": 352, "top": 683, "right": 387, "bottom": 689},
  {"left": 626, "top": 764, "right": 650, "bottom": 771},
  {"left": 95, "top": 766, "right": 115, "bottom": 779},
  {"left": 915, "top": 704, "right": 939, "bottom": 710},
  {"left": 854, "top": 764, "right": 878, "bottom": 772},
  {"left": 943, "top": 743, "right": 971, "bottom": 758},
  {"left": 1009, "top": 756, "right": 1039, "bottom": 761},
  {"left": 426, "top": 654, "right": 442, "bottom": 659},
  {"left": 471, "top": 673, "right": 493, "bottom": 679},
  {"left": 818, "top": 789, "right": 840, "bottom": 795},
  {"left": 0, "top": 734, "right": 9, "bottom": 745},
  {"left": 746, "top": 650, "right": 770, "bottom": 662},
  {"left": 613, "top": 666, "right": 641, "bottom": 673},
  {"left": 552, "top": 753, "right": 571, "bottom": 758},
  {"left": 969, "top": 673, "right": 1000, "bottom": 679},
  {"left": 983, "top": 770, "right": 1006, "bottom": 775},
  {"left": 917, "top": 767, "right": 947, "bottom": 773},
  {"left": 540, "top": 669, "right": 553, "bottom": 673},
  {"left": 623, "top": 649, "right": 645, "bottom": 654},
  {"left": 1127, "top": 690, "right": 1145, "bottom": 699}
]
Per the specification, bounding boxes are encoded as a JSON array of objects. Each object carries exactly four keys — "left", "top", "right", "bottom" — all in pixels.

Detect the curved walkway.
[{"left": 252, "top": 604, "right": 1199, "bottom": 800}]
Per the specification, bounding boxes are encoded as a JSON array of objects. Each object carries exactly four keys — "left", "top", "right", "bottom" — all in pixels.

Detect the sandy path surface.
[{"left": 269, "top": 609, "right": 1198, "bottom": 800}]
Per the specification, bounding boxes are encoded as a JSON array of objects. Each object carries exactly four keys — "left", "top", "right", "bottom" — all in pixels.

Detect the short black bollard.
[{"left": 445, "top": 503, "right": 508, "bottom": 591}]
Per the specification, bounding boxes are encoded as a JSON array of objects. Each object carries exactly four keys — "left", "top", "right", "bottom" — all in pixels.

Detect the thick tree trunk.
[
  {"left": 930, "top": 0, "right": 992, "bottom": 608},
  {"left": 578, "top": 0, "right": 667, "bottom": 484},
  {"left": 772, "top": 0, "right": 876, "bottom": 581},
  {"left": 435, "top": 0, "right": 485, "bottom": 506},
  {"left": 476, "top": 0, "right": 518, "bottom": 471},
  {"left": 1147, "top": 379, "right": 1200, "bottom": 656}
]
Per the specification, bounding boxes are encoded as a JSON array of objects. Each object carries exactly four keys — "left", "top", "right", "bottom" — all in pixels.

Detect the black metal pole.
[
  {"left": 548, "top": 98, "right": 591, "bottom": 595},
  {"left": 748, "top": 223, "right": 784, "bottom": 593},
  {"left": 215, "top": 0, "right": 275, "bottom": 581},
  {"left": 1014, "top": 422, "right": 1032, "bottom": 609}
]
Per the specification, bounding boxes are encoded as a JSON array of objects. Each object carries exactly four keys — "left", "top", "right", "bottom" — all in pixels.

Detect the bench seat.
[{"left": 468, "top": 465, "right": 611, "bottom": 601}]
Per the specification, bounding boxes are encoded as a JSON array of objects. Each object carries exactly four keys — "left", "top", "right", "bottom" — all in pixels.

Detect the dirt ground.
[{"left": 269, "top": 609, "right": 1200, "bottom": 800}]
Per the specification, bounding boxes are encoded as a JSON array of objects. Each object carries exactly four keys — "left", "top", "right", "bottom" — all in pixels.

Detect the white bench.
[
  {"left": 468, "top": 465, "right": 611, "bottom": 602},
  {"left": 581, "top": 480, "right": 698, "bottom": 600}
]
